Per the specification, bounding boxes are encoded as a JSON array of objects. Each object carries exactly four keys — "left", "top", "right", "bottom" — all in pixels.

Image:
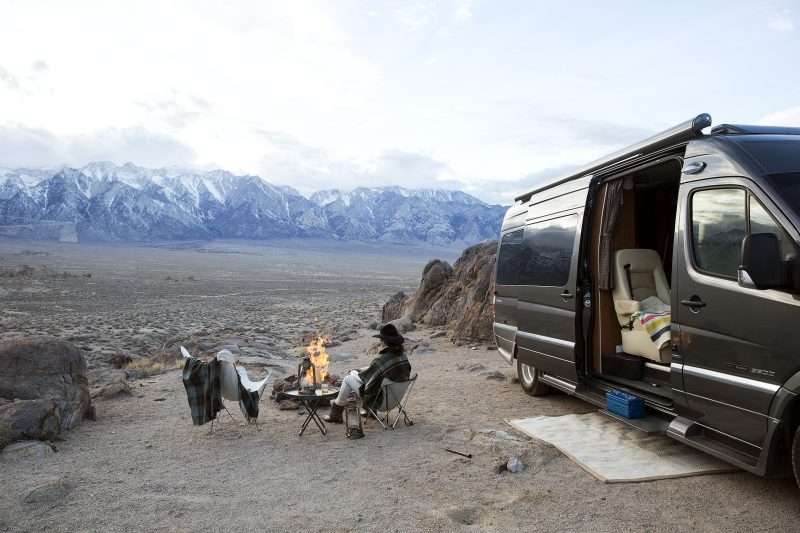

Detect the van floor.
[{"left": 592, "top": 373, "right": 674, "bottom": 406}]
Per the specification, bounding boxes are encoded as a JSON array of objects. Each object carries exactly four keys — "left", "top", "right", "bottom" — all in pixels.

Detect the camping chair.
[
  {"left": 180, "top": 346, "right": 272, "bottom": 431},
  {"left": 365, "top": 373, "right": 417, "bottom": 430}
]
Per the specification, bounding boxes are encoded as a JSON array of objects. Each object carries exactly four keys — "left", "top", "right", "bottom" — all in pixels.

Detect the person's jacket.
[{"left": 358, "top": 345, "right": 411, "bottom": 407}]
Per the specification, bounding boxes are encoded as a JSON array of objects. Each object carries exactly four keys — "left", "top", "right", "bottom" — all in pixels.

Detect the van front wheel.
[{"left": 517, "top": 359, "right": 550, "bottom": 396}]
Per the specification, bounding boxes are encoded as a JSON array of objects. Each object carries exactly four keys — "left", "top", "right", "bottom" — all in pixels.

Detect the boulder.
[
  {"left": 408, "top": 260, "right": 453, "bottom": 322},
  {"left": 109, "top": 352, "right": 132, "bottom": 369},
  {"left": 90, "top": 378, "right": 131, "bottom": 400},
  {"left": 23, "top": 477, "right": 68, "bottom": 508},
  {"left": 0, "top": 399, "right": 60, "bottom": 447},
  {"left": 1, "top": 440, "right": 54, "bottom": 463},
  {"left": 388, "top": 315, "right": 415, "bottom": 334},
  {"left": 381, "top": 291, "right": 409, "bottom": 323},
  {"left": 0, "top": 338, "right": 93, "bottom": 448}
]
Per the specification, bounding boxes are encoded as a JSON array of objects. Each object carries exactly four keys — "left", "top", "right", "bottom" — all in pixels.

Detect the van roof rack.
[
  {"left": 514, "top": 113, "right": 712, "bottom": 203},
  {"left": 710, "top": 124, "right": 800, "bottom": 136}
]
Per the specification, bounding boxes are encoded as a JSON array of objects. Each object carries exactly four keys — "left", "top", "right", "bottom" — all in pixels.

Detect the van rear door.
[
  {"left": 514, "top": 212, "right": 582, "bottom": 382},
  {"left": 494, "top": 229, "right": 524, "bottom": 364}
]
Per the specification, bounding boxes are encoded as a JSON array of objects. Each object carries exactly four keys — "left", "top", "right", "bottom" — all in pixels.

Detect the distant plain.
[{"left": 0, "top": 238, "right": 457, "bottom": 384}]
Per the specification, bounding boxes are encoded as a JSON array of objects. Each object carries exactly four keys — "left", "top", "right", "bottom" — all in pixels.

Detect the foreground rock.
[
  {"left": 1, "top": 440, "right": 55, "bottom": 463},
  {"left": 0, "top": 338, "right": 93, "bottom": 448},
  {"left": 381, "top": 240, "right": 496, "bottom": 342}
]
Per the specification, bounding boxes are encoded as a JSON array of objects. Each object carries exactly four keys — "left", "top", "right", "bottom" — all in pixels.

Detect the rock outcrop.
[
  {"left": 381, "top": 291, "right": 409, "bottom": 323},
  {"left": 382, "top": 240, "right": 497, "bottom": 341},
  {"left": 0, "top": 338, "right": 93, "bottom": 448}
]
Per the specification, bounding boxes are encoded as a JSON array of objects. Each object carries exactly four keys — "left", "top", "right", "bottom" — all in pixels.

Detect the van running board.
[
  {"left": 540, "top": 373, "right": 577, "bottom": 393},
  {"left": 599, "top": 409, "right": 669, "bottom": 435},
  {"left": 666, "top": 417, "right": 759, "bottom": 471},
  {"left": 572, "top": 386, "right": 669, "bottom": 435}
]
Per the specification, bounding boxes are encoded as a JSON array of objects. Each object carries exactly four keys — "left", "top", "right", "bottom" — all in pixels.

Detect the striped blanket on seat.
[{"left": 634, "top": 296, "right": 671, "bottom": 350}]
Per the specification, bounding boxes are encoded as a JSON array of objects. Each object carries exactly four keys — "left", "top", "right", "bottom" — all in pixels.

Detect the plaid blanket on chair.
[
  {"left": 635, "top": 310, "right": 671, "bottom": 350},
  {"left": 182, "top": 356, "right": 223, "bottom": 425}
]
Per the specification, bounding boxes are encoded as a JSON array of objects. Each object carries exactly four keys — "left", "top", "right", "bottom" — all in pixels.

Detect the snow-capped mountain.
[{"left": 0, "top": 163, "right": 504, "bottom": 245}]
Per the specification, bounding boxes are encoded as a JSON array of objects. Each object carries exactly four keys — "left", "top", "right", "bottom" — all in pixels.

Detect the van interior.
[{"left": 589, "top": 158, "right": 682, "bottom": 403}]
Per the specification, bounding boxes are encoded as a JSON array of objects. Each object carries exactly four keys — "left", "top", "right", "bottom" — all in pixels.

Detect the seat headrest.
[
  {"left": 613, "top": 249, "right": 670, "bottom": 303},
  {"left": 614, "top": 249, "right": 663, "bottom": 272}
]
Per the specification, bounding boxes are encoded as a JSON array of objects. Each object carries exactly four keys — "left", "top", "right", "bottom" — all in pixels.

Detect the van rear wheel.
[{"left": 517, "top": 358, "right": 550, "bottom": 396}]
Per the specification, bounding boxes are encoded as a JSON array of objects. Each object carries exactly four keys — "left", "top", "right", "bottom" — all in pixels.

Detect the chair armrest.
[{"left": 614, "top": 299, "right": 640, "bottom": 316}]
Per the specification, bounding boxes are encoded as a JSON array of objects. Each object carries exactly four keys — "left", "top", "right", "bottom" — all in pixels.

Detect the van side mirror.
[{"left": 738, "top": 233, "right": 784, "bottom": 289}]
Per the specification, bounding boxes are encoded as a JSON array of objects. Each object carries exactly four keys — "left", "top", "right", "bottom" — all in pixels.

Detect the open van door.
[{"left": 513, "top": 211, "right": 582, "bottom": 384}]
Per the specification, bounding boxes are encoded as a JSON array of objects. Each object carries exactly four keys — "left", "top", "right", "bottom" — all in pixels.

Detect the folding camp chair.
[
  {"left": 365, "top": 373, "right": 417, "bottom": 430},
  {"left": 181, "top": 346, "right": 271, "bottom": 431}
]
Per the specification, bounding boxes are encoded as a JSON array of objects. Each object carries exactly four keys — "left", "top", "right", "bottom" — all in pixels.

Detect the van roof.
[{"left": 513, "top": 115, "right": 800, "bottom": 203}]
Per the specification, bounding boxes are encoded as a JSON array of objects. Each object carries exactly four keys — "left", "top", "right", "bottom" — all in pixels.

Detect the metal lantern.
[
  {"left": 344, "top": 398, "right": 364, "bottom": 439},
  {"left": 297, "top": 355, "right": 317, "bottom": 393}
]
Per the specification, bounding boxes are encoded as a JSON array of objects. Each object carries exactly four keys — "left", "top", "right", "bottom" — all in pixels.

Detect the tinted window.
[
  {"left": 691, "top": 189, "right": 746, "bottom": 278},
  {"left": 518, "top": 215, "right": 578, "bottom": 286},
  {"left": 749, "top": 196, "right": 795, "bottom": 258},
  {"left": 766, "top": 172, "right": 800, "bottom": 220},
  {"left": 740, "top": 139, "right": 800, "bottom": 174},
  {"left": 496, "top": 229, "right": 524, "bottom": 285}
]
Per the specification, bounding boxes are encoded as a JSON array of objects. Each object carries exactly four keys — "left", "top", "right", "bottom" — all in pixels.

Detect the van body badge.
[{"left": 750, "top": 367, "right": 775, "bottom": 378}]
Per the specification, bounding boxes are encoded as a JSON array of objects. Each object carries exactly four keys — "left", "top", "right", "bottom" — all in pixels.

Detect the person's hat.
[{"left": 373, "top": 323, "right": 404, "bottom": 345}]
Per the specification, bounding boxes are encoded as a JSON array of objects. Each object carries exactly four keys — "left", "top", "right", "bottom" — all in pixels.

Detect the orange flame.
[{"left": 304, "top": 335, "right": 330, "bottom": 386}]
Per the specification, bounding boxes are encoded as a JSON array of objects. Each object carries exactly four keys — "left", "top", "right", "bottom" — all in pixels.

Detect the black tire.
[
  {"left": 792, "top": 424, "right": 800, "bottom": 487},
  {"left": 517, "top": 357, "right": 551, "bottom": 397}
]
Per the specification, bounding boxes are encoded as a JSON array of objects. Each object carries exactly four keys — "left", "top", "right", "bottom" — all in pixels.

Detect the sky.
[{"left": 0, "top": 0, "right": 798, "bottom": 204}]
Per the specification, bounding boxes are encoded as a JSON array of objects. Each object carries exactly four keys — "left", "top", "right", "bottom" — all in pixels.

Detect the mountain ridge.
[{"left": 0, "top": 162, "right": 505, "bottom": 246}]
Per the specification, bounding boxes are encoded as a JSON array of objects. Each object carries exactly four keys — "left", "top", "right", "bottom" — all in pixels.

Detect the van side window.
[
  {"left": 691, "top": 189, "right": 795, "bottom": 279},
  {"left": 496, "top": 229, "right": 525, "bottom": 285},
  {"left": 519, "top": 215, "right": 578, "bottom": 286},
  {"left": 691, "top": 189, "right": 746, "bottom": 278}
]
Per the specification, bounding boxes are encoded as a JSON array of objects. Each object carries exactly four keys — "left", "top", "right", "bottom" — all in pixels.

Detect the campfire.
[{"left": 300, "top": 335, "right": 331, "bottom": 390}]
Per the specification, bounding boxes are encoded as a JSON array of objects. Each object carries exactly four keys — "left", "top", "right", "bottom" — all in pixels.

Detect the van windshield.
[{"left": 739, "top": 138, "right": 800, "bottom": 221}]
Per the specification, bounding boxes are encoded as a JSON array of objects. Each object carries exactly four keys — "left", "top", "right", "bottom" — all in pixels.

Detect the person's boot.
[{"left": 324, "top": 402, "right": 343, "bottom": 423}]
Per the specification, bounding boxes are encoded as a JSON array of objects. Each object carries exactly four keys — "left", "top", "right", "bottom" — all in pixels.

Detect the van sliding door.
[{"left": 515, "top": 211, "right": 582, "bottom": 382}]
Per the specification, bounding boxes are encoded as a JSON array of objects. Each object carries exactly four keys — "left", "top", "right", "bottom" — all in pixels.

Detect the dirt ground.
[
  {"left": 2, "top": 240, "right": 800, "bottom": 532},
  {"left": 2, "top": 330, "right": 800, "bottom": 532}
]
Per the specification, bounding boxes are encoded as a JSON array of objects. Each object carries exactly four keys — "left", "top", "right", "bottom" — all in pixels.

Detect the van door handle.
[
  {"left": 680, "top": 296, "right": 706, "bottom": 309},
  {"left": 560, "top": 290, "right": 574, "bottom": 300}
]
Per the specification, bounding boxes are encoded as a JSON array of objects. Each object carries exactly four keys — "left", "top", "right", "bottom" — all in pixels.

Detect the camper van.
[{"left": 493, "top": 114, "right": 800, "bottom": 484}]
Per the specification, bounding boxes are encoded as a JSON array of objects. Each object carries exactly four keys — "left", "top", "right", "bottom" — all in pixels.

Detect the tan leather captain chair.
[{"left": 611, "top": 249, "right": 671, "bottom": 363}]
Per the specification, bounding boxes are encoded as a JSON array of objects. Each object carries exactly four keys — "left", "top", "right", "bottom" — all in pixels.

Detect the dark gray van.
[{"left": 493, "top": 114, "right": 800, "bottom": 484}]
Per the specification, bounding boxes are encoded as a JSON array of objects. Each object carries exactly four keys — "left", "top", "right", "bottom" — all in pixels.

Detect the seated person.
[{"left": 324, "top": 323, "right": 411, "bottom": 423}]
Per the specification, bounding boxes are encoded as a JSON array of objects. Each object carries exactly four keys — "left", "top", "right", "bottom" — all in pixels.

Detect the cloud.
[
  {"left": 0, "top": 66, "right": 20, "bottom": 92},
  {"left": 454, "top": 0, "right": 472, "bottom": 21},
  {"left": 768, "top": 11, "right": 794, "bottom": 32},
  {"left": 135, "top": 96, "right": 209, "bottom": 129},
  {"left": 254, "top": 129, "right": 467, "bottom": 195},
  {"left": 760, "top": 106, "right": 800, "bottom": 126},
  {"left": 496, "top": 113, "right": 654, "bottom": 151},
  {"left": 0, "top": 124, "right": 198, "bottom": 168}
]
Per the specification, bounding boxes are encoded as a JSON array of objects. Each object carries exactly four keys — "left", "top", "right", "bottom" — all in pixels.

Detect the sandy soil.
[
  {"left": 2, "top": 329, "right": 800, "bottom": 532},
  {"left": 2, "top": 240, "right": 800, "bottom": 532}
]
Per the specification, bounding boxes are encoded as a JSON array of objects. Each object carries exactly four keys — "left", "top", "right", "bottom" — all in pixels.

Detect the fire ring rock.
[{"left": 0, "top": 337, "right": 93, "bottom": 449}]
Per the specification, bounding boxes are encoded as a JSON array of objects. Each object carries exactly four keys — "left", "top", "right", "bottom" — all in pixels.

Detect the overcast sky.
[{"left": 0, "top": 0, "right": 798, "bottom": 203}]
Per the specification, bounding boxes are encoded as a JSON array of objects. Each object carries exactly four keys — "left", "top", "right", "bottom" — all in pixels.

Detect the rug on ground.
[{"left": 507, "top": 412, "right": 735, "bottom": 483}]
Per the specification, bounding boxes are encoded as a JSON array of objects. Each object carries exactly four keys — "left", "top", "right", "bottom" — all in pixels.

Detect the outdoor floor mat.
[{"left": 507, "top": 412, "right": 736, "bottom": 483}]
